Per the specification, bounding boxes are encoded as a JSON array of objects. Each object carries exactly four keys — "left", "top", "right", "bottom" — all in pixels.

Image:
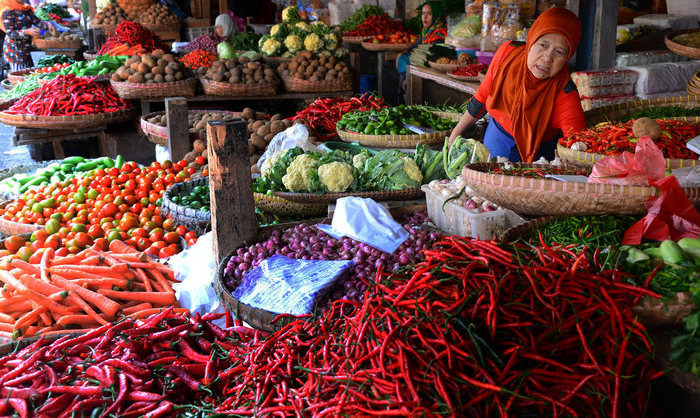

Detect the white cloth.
[{"left": 215, "top": 14, "right": 236, "bottom": 38}]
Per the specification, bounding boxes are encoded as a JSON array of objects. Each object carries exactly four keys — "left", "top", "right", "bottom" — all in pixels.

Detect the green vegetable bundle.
[
  {"left": 340, "top": 5, "right": 385, "bottom": 31},
  {"left": 229, "top": 32, "right": 262, "bottom": 52},
  {"left": 443, "top": 136, "right": 490, "bottom": 179},
  {"left": 54, "top": 55, "right": 128, "bottom": 77},
  {"left": 171, "top": 184, "right": 210, "bottom": 211},
  {"left": 409, "top": 44, "right": 456, "bottom": 67},
  {"left": 0, "top": 77, "right": 41, "bottom": 101},
  {"left": 37, "top": 54, "right": 74, "bottom": 67},
  {"left": 620, "top": 106, "right": 700, "bottom": 122},
  {"left": 35, "top": 3, "right": 70, "bottom": 21},
  {"left": 336, "top": 105, "right": 457, "bottom": 136}
]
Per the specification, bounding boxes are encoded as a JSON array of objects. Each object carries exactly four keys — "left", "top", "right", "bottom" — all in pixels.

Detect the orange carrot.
[
  {"left": 0, "top": 312, "right": 15, "bottom": 323},
  {"left": 109, "top": 239, "right": 138, "bottom": 254},
  {"left": 11, "top": 259, "right": 41, "bottom": 276},
  {"left": 14, "top": 306, "right": 48, "bottom": 330},
  {"left": 109, "top": 252, "right": 148, "bottom": 263},
  {"left": 97, "top": 289, "right": 177, "bottom": 306},
  {"left": 147, "top": 269, "right": 173, "bottom": 293},
  {"left": 79, "top": 256, "right": 101, "bottom": 265},
  {"left": 50, "top": 252, "right": 88, "bottom": 266},
  {"left": 40, "top": 247, "right": 55, "bottom": 270},
  {"left": 121, "top": 303, "right": 153, "bottom": 315},
  {"left": 70, "top": 278, "right": 130, "bottom": 289},
  {"left": 0, "top": 270, "right": 25, "bottom": 291},
  {"left": 134, "top": 268, "right": 152, "bottom": 293},
  {"left": 57, "top": 314, "right": 107, "bottom": 327},
  {"left": 21, "top": 289, "right": 74, "bottom": 316},
  {"left": 48, "top": 265, "right": 121, "bottom": 276},
  {"left": 0, "top": 322, "right": 14, "bottom": 332},
  {"left": 51, "top": 275, "right": 120, "bottom": 318},
  {"left": 18, "top": 274, "right": 63, "bottom": 297},
  {"left": 0, "top": 297, "right": 32, "bottom": 312}
]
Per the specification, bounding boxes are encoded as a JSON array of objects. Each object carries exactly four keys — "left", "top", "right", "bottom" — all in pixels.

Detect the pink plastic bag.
[
  {"left": 588, "top": 136, "right": 666, "bottom": 186},
  {"left": 622, "top": 175, "right": 700, "bottom": 245}
]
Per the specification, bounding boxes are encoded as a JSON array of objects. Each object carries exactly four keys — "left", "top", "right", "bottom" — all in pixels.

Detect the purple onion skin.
[
  {"left": 184, "top": 32, "right": 225, "bottom": 53},
  {"left": 223, "top": 211, "right": 439, "bottom": 306}
]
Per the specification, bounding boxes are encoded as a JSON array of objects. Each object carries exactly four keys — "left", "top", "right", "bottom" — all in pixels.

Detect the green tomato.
[
  {"left": 87, "top": 189, "right": 99, "bottom": 200},
  {"left": 45, "top": 219, "right": 61, "bottom": 235},
  {"left": 31, "top": 202, "right": 44, "bottom": 214},
  {"left": 107, "top": 230, "right": 122, "bottom": 242},
  {"left": 50, "top": 212, "right": 63, "bottom": 221},
  {"left": 73, "top": 192, "right": 85, "bottom": 204}
]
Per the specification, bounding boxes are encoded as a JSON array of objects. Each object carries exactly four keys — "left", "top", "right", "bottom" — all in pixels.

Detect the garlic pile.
[{"left": 428, "top": 176, "right": 503, "bottom": 213}]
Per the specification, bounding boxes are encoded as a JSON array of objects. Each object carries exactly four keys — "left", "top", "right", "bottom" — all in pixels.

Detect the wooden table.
[
  {"left": 13, "top": 126, "right": 117, "bottom": 160},
  {"left": 407, "top": 65, "right": 479, "bottom": 105}
]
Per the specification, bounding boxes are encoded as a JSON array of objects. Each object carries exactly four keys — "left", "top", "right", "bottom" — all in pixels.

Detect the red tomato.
[
  {"left": 92, "top": 238, "right": 108, "bottom": 251},
  {"left": 184, "top": 231, "right": 197, "bottom": 241},
  {"left": 100, "top": 203, "right": 118, "bottom": 218},
  {"left": 164, "top": 231, "right": 179, "bottom": 245},
  {"left": 176, "top": 225, "right": 187, "bottom": 236},
  {"left": 159, "top": 246, "right": 178, "bottom": 258},
  {"left": 4, "top": 236, "right": 26, "bottom": 253},
  {"left": 194, "top": 155, "right": 206, "bottom": 166},
  {"left": 45, "top": 234, "right": 61, "bottom": 250}
]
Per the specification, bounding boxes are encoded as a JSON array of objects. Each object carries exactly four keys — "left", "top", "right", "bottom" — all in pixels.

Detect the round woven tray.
[
  {"left": 665, "top": 29, "right": 700, "bottom": 60},
  {"left": 336, "top": 111, "right": 459, "bottom": 148},
  {"left": 361, "top": 41, "right": 412, "bottom": 51},
  {"left": 7, "top": 68, "right": 35, "bottom": 86},
  {"left": 341, "top": 35, "right": 365, "bottom": 44},
  {"left": 140, "top": 109, "right": 240, "bottom": 146},
  {"left": 428, "top": 60, "right": 459, "bottom": 72},
  {"left": 33, "top": 38, "right": 82, "bottom": 50},
  {"left": 461, "top": 162, "right": 700, "bottom": 216},
  {"left": 500, "top": 215, "right": 556, "bottom": 243},
  {"left": 161, "top": 178, "right": 210, "bottom": 234},
  {"left": 262, "top": 55, "right": 292, "bottom": 66},
  {"left": 0, "top": 331, "right": 83, "bottom": 350},
  {"left": 253, "top": 192, "right": 327, "bottom": 218},
  {"left": 199, "top": 78, "right": 278, "bottom": 96},
  {"left": 446, "top": 71, "right": 481, "bottom": 82},
  {"left": 110, "top": 77, "right": 197, "bottom": 99},
  {"left": 281, "top": 74, "right": 352, "bottom": 93},
  {"left": 582, "top": 95, "right": 700, "bottom": 127},
  {"left": 0, "top": 159, "right": 61, "bottom": 201},
  {"left": 556, "top": 143, "right": 699, "bottom": 170},
  {"left": 0, "top": 107, "right": 135, "bottom": 130},
  {"left": 272, "top": 187, "right": 423, "bottom": 204}
]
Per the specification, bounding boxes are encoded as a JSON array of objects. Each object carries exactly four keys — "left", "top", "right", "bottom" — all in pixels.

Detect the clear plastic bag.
[{"left": 588, "top": 136, "right": 666, "bottom": 186}]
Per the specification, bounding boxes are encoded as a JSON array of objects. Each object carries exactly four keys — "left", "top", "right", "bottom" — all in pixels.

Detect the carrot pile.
[
  {"left": 98, "top": 43, "right": 147, "bottom": 56},
  {"left": 0, "top": 240, "right": 184, "bottom": 340}
]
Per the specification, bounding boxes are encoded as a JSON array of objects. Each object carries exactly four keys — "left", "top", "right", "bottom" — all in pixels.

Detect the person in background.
[
  {"left": 0, "top": 0, "right": 56, "bottom": 70},
  {"left": 215, "top": 13, "right": 237, "bottom": 39},
  {"left": 448, "top": 7, "right": 585, "bottom": 163},
  {"left": 396, "top": 1, "right": 447, "bottom": 103}
]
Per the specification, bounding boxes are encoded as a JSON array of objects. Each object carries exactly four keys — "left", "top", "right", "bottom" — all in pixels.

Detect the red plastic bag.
[
  {"left": 588, "top": 136, "right": 666, "bottom": 185},
  {"left": 622, "top": 175, "right": 700, "bottom": 245}
]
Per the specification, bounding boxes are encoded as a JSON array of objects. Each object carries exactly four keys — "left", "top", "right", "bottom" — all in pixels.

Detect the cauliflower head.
[
  {"left": 318, "top": 161, "right": 354, "bottom": 193},
  {"left": 333, "top": 46, "right": 348, "bottom": 58},
  {"left": 270, "top": 24, "right": 281, "bottom": 37},
  {"left": 282, "top": 154, "right": 319, "bottom": 192},
  {"left": 282, "top": 6, "right": 302, "bottom": 23},
  {"left": 318, "top": 50, "right": 332, "bottom": 57},
  {"left": 402, "top": 157, "right": 423, "bottom": 184},
  {"left": 284, "top": 34, "right": 303, "bottom": 53},
  {"left": 294, "top": 21, "right": 311, "bottom": 34},
  {"left": 260, "top": 37, "right": 282, "bottom": 56},
  {"left": 323, "top": 33, "right": 338, "bottom": 50},
  {"left": 352, "top": 153, "right": 367, "bottom": 170},
  {"left": 260, "top": 149, "right": 286, "bottom": 177},
  {"left": 303, "top": 33, "right": 323, "bottom": 52}
]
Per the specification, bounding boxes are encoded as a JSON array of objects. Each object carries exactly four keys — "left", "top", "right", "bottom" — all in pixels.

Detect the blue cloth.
[
  {"left": 483, "top": 118, "right": 556, "bottom": 162},
  {"left": 398, "top": 53, "right": 410, "bottom": 74}
]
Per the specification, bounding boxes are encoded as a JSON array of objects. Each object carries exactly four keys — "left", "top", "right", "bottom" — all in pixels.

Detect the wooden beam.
[
  {"left": 165, "top": 97, "right": 190, "bottom": 163},
  {"left": 591, "top": 0, "right": 617, "bottom": 69},
  {"left": 207, "top": 119, "right": 257, "bottom": 267}
]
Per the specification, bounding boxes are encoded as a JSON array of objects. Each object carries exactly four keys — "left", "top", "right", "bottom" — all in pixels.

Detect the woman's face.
[
  {"left": 526, "top": 33, "right": 569, "bottom": 79},
  {"left": 421, "top": 4, "right": 433, "bottom": 28},
  {"left": 216, "top": 26, "right": 223, "bottom": 36}
]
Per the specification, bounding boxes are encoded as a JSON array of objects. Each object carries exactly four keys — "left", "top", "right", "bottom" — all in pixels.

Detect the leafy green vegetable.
[
  {"left": 359, "top": 149, "right": 421, "bottom": 191},
  {"left": 37, "top": 55, "right": 74, "bottom": 67},
  {"left": 253, "top": 147, "right": 305, "bottom": 193},
  {"left": 414, "top": 144, "right": 446, "bottom": 182},
  {"left": 229, "top": 32, "right": 262, "bottom": 52},
  {"left": 340, "top": 5, "right": 385, "bottom": 31},
  {"left": 619, "top": 106, "right": 700, "bottom": 122},
  {"left": 532, "top": 215, "right": 638, "bottom": 248},
  {"left": 35, "top": 3, "right": 70, "bottom": 21},
  {"left": 443, "top": 136, "right": 490, "bottom": 179},
  {"left": 217, "top": 42, "right": 236, "bottom": 60}
]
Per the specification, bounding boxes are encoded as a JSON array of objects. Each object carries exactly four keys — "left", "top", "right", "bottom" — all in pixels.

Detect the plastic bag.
[
  {"left": 588, "top": 136, "right": 665, "bottom": 186},
  {"left": 257, "top": 124, "right": 320, "bottom": 171},
  {"left": 231, "top": 255, "right": 354, "bottom": 315},
  {"left": 317, "top": 197, "right": 409, "bottom": 254},
  {"left": 622, "top": 175, "right": 700, "bottom": 245},
  {"left": 450, "top": 15, "right": 482, "bottom": 38},
  {"left": 673, "top": 167, "right": 700, "bottom": 188},
  {"left": 155, "top": 144, "right": 170, "bottom": 164}
]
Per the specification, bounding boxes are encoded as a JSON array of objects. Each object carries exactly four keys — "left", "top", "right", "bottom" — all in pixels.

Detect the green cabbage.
[{"left": 216, "top": 42, "right": 236, "bottom": 60}]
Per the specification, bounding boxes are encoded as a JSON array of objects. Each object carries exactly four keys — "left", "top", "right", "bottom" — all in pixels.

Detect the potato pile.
[
  {"left": 137, "top": 2, "right": 179, "bottom": 26},
  {"left": 148, "top": 111, "right": 234, "bottom": 136},
  {"left": 92, "top": 4, "right": 129, "bottom": 26},
  {"left": 42, "top": 32, "right": 81, "bottom": 42},
  {"left": 277, "top": 51, "right": 350, "bottom": 82},
  {"left": 111, "top": 49, "right": 191, "bottom": 84},
  {"left": 198, "top": 57, "right": 278, "bottom": 86}
]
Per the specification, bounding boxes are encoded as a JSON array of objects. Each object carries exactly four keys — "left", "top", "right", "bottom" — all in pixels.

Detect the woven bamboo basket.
[
  {"left": 428, "top": 60, "right": 460, "bottom": 72},
  {"left": 281, "top": 74, "right": 352, "bottom": 93},
  {"left": 161, "top": 178, "right": 210, "bottom": 234},
  {"left": 140, "top": 21, "right": 182, "bottom": 33},
  {"left": 7, "top": 68, "right": 35, "bottom": 86},
  {"left": 110, "top": 78, "right": 197, "bottom": 99},
  {"left": 461, "top": 162, "right": 700, "bottom": 216},
  {"left": 648, "top": 327, "right": 700, "bottom": 396},
  {"left": 0, "top": 331, "right": 83, "bottom": 350},
  {"left": 140, "top": 109, "right": 240, "bottom": 146},
  {"left": 262, "top": 55, "right": 292, "bottom": 66},
  {"left": 446, "top": 71, "right": 480, "bottom": 82},
  {"left": 556, "top": 143, "right": 699, "bottom": 170},
  {"left": 0, "top": 108, "right": 134, "bottom": 130},
  {"left": 33, "top": 38, "right": 82, "bottom": 50},
  {"left": 582, "top": 95, "right": 700, "bottom": 127},
  {"left": 336, "top": 111, "right": 459, "bottom": 148},
  {"left": 254, "top": 193, "right": 327, "bottom": 218},
  {"left": 0, "top": 160, "right": 61, "bottom": 201},
  {"left": 361, "top": 41, "right": 412, "bottom": 51},
  {"left": 272, "top": 187, "right": 423, "bottom": 204},
  {"left": 199, "top": 78, "right": 278, "bottom": 96},
  {"left": 500, "top": 216, "right": 557, "bottom": 243},
  {"left": 665, "top": 29, "right": 700, "bottom": 60},
  {"left": 341, "top": 35, "right": 365, "bottom": 44}
]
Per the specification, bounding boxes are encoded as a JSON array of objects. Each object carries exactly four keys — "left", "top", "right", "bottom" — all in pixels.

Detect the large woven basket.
[
  {"left": 461, "top": 162, "right": 700, "bottom": 216},
  {"left": 7, "top": 68, "right": 35, "bottom": 86},
  {"left": 262, "top": 55, "right": 291, "bottom": 66},
  {"left": 254, "top": 192, "right": 327, "bottom": 218},
  {"left": 140, "top": 22, "right": 182, "bottom": 33},
  {"left": 665, "top": 29, "right": 700, "bottom": 60},
  {"left": 0, "top": 160, "right": 61, "bottom": 201},
  {"left": 272, "top": 187, "right": 423, "bottom": 204},
  {"left": 199, "top": 78, "right": 278, "bottom": 96},
  {"left": 0, "top": 108, "right": 135, "bottom": 130},
  {"left": 341, "top": 35, "right": 365, "bottom": 45},
  {"left": 110, "top": 77, "right": 197, "bottom": 99},
  {"left": 446, "top": 71, "right": 480, "bottom": 82},
  {"left": 0, "top": 206, "right": 44, "bottom": 235},
  {"left": 336, "top": 111, "right": 459, "bottom": 148},
  {"left": 556, "top": 143, "right": 699, "bottom": 170},
  {"left": 281, "top": 74, "right": 352, "bottom": 93},
  {"left": 161, "top": 178, "right": 210, "bottom": 234},
  {"left": 140, "top": 109, "right": 240, "bottom": 146},
  {"left": 428, "top": 60, "right": 459, "bottom": 72},
  {"left": 33, "top": 38, "right": 82, "bottom": 50},
  {"left": 582, "top": 95, "right": 700, "bottom": 127},
  {"left": 361, "top": 41, "right": 412, "bottom": 51}
]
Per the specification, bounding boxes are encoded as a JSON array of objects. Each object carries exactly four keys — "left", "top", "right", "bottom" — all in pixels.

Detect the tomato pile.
[
  {"left": 33, "top": 62, "right": 71, "bottom": 74},
  {"left": 369, "top": 32, "right": 417, "bottom": 44},
  {"left": 0, "top": 160, "right": 200, "bottom": 260}
]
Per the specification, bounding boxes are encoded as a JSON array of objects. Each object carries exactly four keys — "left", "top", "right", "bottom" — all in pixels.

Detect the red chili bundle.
[
  {"left": 215, "top": 237, "right": 659, "bottom": 416},
  {"left": 181, "top": 50, "right": 218, "bottom": 69},
  {"left": 450, "top": 63, "right": 488, "bottom": 77},
  {"left": 344, "top": 13, "right": 406, "bottom": 38},
  {"left": 97, "top": 21, "right": 163, "bottom": 55},
  {"left": 291, "top": 93, "right": 386, "bottom": 141},
  {"left": 560, "top": 119, "right": 700, "bottom": 159},
  {"left": 5, "top": 75, "right": 131, "bottom": 116}
]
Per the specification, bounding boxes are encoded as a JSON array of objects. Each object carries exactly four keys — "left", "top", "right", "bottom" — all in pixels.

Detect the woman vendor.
[
  {"left": 448, "top": 7, "right": 585, "bottom": 162},
  {"left": 215, "top": 13, "right": 237, "bottom": 39},
  {"left": 1, "top": 0, "right": 56, "bottom": 71},
  {"left": 396, "top": 1, "right": 447, "bottom": 102}
]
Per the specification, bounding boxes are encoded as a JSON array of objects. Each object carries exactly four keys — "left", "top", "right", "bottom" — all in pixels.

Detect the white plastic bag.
[
  {"left": 317, "top": 197, "right": 409, "bottom": 254},
  {"left": 155, "top": 144, "right": 170, "bottom": 164},
  {"left": 257, "top": 124, "right": 320, "bottom": 171}
]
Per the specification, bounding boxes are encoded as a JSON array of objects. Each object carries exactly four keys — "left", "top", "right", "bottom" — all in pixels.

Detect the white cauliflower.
[
  {"left": 402, "top": 157, "right": 423, "bottom": 184},
  {"left": 333, "top": 47, "right": 348, "bottom": 58},
  {"left": 260, "top": 149, "right": 286, "bottom": 177},
  {"left": 270, "top": 24, "right": 281, "bottom": 37},
  {"left": 294, "top": 21, "right": 311, "bottom": 34},
  {"left": 303, "top": 33, "right": 323, "bottom": 52},
  {"left": 284, "top": 34, "right": 303, "bottom": 53},
  {"left": 260, "top": 37, "right": 282, "bottom": 56},
  {"left": 282, "top": 154, "right": 319, "bottom": 192},
  {"left": 352, "top": 153, "right": 367, "bottom": 170},
  {"left": 318, "top": 161, "right": 354, "bottom": 193},
  {"left": 323, "top": 33, "right": 338, "bottom": 50}
]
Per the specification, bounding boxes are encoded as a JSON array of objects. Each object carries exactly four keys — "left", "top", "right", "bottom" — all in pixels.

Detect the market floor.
[{"left": 0, "top": 122, "right": 33, "bottom": 170}]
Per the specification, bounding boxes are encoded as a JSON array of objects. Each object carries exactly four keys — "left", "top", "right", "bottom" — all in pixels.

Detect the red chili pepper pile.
[
  {"left": 291, "top": 93, "right": 385, "bottom": 141},
  {"left": 181, "top": 50, "right": 218, "bottom": 70},
  {"left": 450, "top": 63, "right": 488, "bottom": 77},
  {"left": 5, "top": 75, "right": 131, "bottom": 116},
  {"left": 344, "top": 13, "right": 406, "bottom": 38},
  {"left": 560, "top": 119, "right": 700, "bottom": 159},
  {"left": 98, "top": 21, "right": 163, "bottom": 55},
  {"left": 490, "top": 166, "right": 588, "bottom": 178}
]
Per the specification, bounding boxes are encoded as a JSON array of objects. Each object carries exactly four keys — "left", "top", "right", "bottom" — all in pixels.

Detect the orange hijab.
[
  {"left": 0, "top": 0, "right": 32, "bottom": 33},
  {"left": 486, "top": 7, "right": 581, "bottom": 162}
]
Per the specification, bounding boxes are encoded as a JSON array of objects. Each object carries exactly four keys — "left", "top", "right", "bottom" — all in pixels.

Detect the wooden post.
[
  {"left": 591, "top": 0, "right": 617, "bottom": 69},
  {"left": 207, "top": 119, "right": 257, "bottom": 266},
  {"left": 165, "top": 97, "right": 190, "bottom": 163}
]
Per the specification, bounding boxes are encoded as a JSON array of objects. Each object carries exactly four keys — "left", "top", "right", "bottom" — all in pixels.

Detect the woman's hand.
[
  {"left": 448, "top": 109, "right": 478, "bottom": 147},
  {"left": 47, "top": 25, "right": 58, "bottom": 37},
  {"left": 24, "top": 27, "right": 41, "bottom": 37}
]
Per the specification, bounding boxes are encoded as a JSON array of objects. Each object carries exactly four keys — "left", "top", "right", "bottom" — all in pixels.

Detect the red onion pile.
[
  {"left": 184, "top": 32, "right": 226, "bottom": 53},
  {"left": 223, "top": 212, "right": 439, "bottom": 304}
]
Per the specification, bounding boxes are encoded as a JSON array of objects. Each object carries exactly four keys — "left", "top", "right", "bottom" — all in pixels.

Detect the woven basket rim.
[
  {"left": 361, "top": 41, "right": 412, "bottom": 51},
  {"left": 556, "top": 143, "right": 699, "bottom": 170},
  {"left": 499, "top": 215, "right": 559, "bottom": 243},
  {"left": 272, "top": 187, "right": 423, "bottom": 204},
  {"left": 280, "top": 73, "right": 352, "bottom": 93},
  {"left": 446, "top": 71, "right": 480, "bottom": 82},
  {"left": 110, "top": 77, "right": 197, "bottom": 98},
  {"left": 33, "top": 37, "right": 82, "bottom": 50},
  {"left": 140, "top": 109, "right": 241, "bottom": 142},
  {"left": 253, "top": 192, "right": 328, "bottom": 217},
  {"left": 199, "top": 77, "right": 278, "bottom": 96},
  {"left": 161, "top": 178, "right": 211, "bottom": 223},
  {"left": 665, "top": 29, "right": 700, "bottom": 60},
  {"left": 428, "top": 60, "right": 460, "bottom": 72},
  {"left": 341, "top": 35, "right": 365, "bottom": 44},
  {"left": 0, "top": 108, "right": 134, "bottom": 129},
  {"left": 582, "top": 95, "right": 700, "bottom": 127}
]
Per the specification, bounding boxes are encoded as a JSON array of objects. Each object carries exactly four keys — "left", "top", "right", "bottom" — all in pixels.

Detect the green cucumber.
[
  {"left": 61, "top": 163, "right": 75, "bottom": 174},
  {"left": 19, "top": 176, "right": 46, "bottom": 193},
  {"left": 626, "top": 248, "right": 650, "bottom": 264},
  {"left": 115, "top": 155, "right": 124, "bottom": 169},
  {"left": 659, "top": 240, "right": 686, "bottom": 265},
  {"left": 643, "top": 247, "right": 663, "bottom": 260},
  {"left": 62, "top": 156, "right": 85, "bottom": 165},
  {"left": 102, "top": 157, "right": 115, "bottom": 168},
  {"left": 75, "top": 161, "right": 99, "bottom": 172},
  {"left": 678, "top": 238, "right": 700, "bottom": 262}
]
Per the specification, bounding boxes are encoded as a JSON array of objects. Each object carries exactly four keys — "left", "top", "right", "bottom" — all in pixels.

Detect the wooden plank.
[
  {"left": 207, "top": 119, "right": 256, "bottom": 266},
  {"left": 165, "top": 97, "right": 190, "bottom": 162},
  {"left": 407, "top": 65, "right": 422, "bottom": 105},
  {"left": 52, "top": 141, "right": 65, "bottom": 160},
  {"left": 591, "top": 0, "right": 617, "bottom": 69},
  {"left": 97, "top": 132, "right": 118, "bottom": 158}
]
